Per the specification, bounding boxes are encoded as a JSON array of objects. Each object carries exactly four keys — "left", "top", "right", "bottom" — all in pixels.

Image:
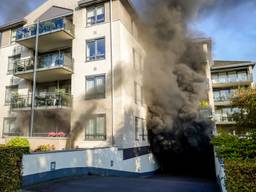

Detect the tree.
[{"left": 231, "top": 87, "right": 256, "bottom": 132}]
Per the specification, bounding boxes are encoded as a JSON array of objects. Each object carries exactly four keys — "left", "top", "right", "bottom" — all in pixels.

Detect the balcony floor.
[
  {"left": 14, "top": 66, "right": 72, "bottom": 82},
  {"left": 16, "top": 30, "right": 73, "bottom": 52}
]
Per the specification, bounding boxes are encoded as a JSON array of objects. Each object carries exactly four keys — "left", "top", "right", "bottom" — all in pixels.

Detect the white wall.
[{"left": 23, "top": 147, "right": 159, "bottom": 176}]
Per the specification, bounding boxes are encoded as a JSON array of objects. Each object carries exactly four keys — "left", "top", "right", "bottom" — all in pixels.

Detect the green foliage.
[
  {"left": 34, "top": 144, "right": 55, "bottom": 152},
  {"left": 0, "top": 145, "right": 29, "bottom": 192},
  {"left": 7, "top": 137, "right": 30, "bottom": 148},
  {"left": 212, "top": 132, "right": 256, "bottom": 160},
  {"left": 231, "top": 87, "right": 256, "bottom": 131},
  {"left": 224, "top": 160, "right": 256, "bottom": 192},
  {"left": 213, "top": 132, "right": 256, "bottom": 192}
]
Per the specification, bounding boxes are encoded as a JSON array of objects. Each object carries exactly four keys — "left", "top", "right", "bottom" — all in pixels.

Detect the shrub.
[
  {"left": 0, "top": 145, "right": 29, "bottom": 192},
  {"left": 7, "top": 137, "right": 30, "bottom": 148},
  {"left": 224, "top": 160, "right": 256, "bottom": 192},
  {"left": 34, "top": 144, "right": 55, "bottom": 152},
  {"left": 212, "top": 132, "right": 256, "bottom": 160}
]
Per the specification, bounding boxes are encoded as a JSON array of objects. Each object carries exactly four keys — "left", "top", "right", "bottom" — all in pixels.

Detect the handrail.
[
  {"left": 16, "top": 17, "right": 74, "bottom": 41},
  {"left": 14, "top": 52, "right": 72, "bottom": 73},
  {"left": 11, "top": 92, "right": 72, "bottom": 109}
]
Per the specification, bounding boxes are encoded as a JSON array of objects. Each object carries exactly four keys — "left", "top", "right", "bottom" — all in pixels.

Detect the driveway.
[{"left": 24, "top": 175, "right": 219, "bottom": 192}]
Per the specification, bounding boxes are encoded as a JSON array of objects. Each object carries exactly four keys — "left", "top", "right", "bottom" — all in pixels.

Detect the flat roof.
[{"left": 212, "top": 60, "right": 255, "bottom": 70}]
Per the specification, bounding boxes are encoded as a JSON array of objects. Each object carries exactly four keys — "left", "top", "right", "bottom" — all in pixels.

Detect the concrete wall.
[{"left": 22, "top": 147, "right": 159, "bottom": 186}]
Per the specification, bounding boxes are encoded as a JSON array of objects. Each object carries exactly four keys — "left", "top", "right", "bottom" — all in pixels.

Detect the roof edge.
[{"left": 0, "top": 19, "right": 26, "bottom": 32}]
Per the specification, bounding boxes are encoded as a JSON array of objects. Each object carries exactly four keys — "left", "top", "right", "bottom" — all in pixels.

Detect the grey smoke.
[
  {"left": 0, "top": 0, "right": 45, "bottom": 26},
  {"left": 139, "top": 0, "right": 214, "bottom": 158}
]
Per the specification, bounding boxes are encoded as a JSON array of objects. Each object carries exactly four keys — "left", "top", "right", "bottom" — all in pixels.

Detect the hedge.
[
  {"left": 224, "top": 160, "right": 256, "bottom": 192},
  {"left": 0, "top": 145, "right": 29, "bottom": 192}
]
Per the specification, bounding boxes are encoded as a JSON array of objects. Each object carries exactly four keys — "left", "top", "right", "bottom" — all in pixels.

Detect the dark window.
[
  {"left": 8, "top": 54, "right": 20, "bottom": 74},
  {"left": 85, "top": 114, "right": 106, "bottom": 140},
  {"left": 86, "top": 75, "right": 105, "bottom": 99},
  {"left": 5, "top": 86, "right": 18, "bottom": 105},
  {"left": 135, "top": 117, "right": 147, "bottom": 141},
  {"left": 87, "top": 5, "right": 105, "bottom": 26},
  {"left": 86, "top": 38, "right": 105, "bottom": 61},
  {"left": 3, "top": 117, "right": 17, "bottom": 136}
]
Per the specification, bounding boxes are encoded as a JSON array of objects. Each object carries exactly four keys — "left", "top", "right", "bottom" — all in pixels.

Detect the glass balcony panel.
[
  {"left": 16, "top": 17, "right": 73, "bottom": 41},
  {"left": 11, "top": 92, "right": 72, "bottom": 109}
]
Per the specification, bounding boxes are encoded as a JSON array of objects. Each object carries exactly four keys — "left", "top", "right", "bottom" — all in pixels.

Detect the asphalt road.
[{"left": 24, "top": 175, "right": 219, "bottom": 192}]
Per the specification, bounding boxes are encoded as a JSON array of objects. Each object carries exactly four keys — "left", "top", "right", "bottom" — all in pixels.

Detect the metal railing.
[
  {"left": 212, "top": 76, "right": 252, "bottom": 84},
  {"left": 215, "top": 114, "right": 234, "bottom": 122},
  {"left": 16, "top": 17, "right": 74, "bottom": 41},
  {"left": 11, "top": 92, "right": 72, "bottom": 109},
  {"left": 14, "top": 52, "right": 73, "bottom": 73}
]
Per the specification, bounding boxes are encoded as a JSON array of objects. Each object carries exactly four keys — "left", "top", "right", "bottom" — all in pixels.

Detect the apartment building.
[
  {"left": 211, "top": 60, "right": 255, "bottom": 131},
  {"left": 0, "top": 0, "right": 149, "bottom": 152}
]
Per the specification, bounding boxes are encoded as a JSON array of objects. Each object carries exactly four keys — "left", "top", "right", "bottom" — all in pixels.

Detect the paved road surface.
[{"left": 24, "top": 175, "right": 219, "bottom": 192}]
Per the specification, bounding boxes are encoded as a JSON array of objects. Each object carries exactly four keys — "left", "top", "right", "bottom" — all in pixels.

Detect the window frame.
[
  {"left": 5, "top": 85, "right": 18, "bottom": 105},
  {"left": 86, "top": 37, "right": 106, "bottom": 62},
  {"left": 85, "top": 74, "right": 106, "bottom": 99},
  {"left": 3, "top": 117, "right": 16, "bottom": 136},
  {"left": 85, "top": 114, "right": 106, "bottom": 141},
  {"left": 86, "top": 4, "right": 105, "bottom": 27},
  {"left": 8, "top": 54, "right": 21, "bottom": 75},
  {"left": 10, "top": 28, "right": 17, "bottom": 45},
  {"left": 135, "top": 117, "right": 147, "bottom": 141}
]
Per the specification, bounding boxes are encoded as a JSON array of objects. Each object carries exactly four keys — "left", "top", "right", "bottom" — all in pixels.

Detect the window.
[
  {"left": 86, "top": 38, "right": 105, "bottom": 61},
  {"left": 8, "top": 54, "right": 20, "bottom": 74},
  {"left": 87, "top": 5, "right": 105, "bottom": 26},
  {"left": 10, "top": 29, "right": 17, "bottom": 44},
  {"left": 228, "top": 71, "right": 236, "bottom": 82},
  {"left": 134, "top": 82, "right": 143, "bottom": 105},
  {"left": 5, "top": 86, "right": 18, "bottom": 105},
  {"left": 86, "top": 75, "right": 105, "bottom": 99},
  {"left": 133, "top": 49, "right": 142, "bottom": 71},
  {"left": 85, "top": 114, "right": 106, "bottom": 140},
  {"left": 135, "top": 117, "right": 147, "bottom": 141},
  {"left": 237, "top": 71, "right": 248, "bottom": 81},
  {"left": 3, "top": 118, "right": 17, "bottom": 136}
]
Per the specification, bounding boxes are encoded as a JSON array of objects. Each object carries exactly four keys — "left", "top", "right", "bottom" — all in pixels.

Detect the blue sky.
[{"left": 0, "top": 0, "right": 255, "bottom": 61}]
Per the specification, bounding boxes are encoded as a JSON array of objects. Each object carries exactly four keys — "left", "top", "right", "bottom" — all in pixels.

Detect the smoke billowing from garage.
[{"left": 139, "top": 0, "right": 215, "bottom": 175}]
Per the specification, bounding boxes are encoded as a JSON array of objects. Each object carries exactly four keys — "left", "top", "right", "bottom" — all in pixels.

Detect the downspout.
[
  {"left": 109, "top": 0, "right": 115, "bottom": 146},
  {"left": 30, "top": 21, "right": 39, "bottom": 137}
]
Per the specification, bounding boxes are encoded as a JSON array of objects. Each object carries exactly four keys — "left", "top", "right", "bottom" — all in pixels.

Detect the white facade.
[{"left": 0, "top": 0, "right": 148, "bottom": 150}]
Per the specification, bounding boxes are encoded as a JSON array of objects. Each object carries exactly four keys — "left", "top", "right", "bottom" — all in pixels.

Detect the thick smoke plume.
[{"left": 140, "top": 0, "right": 214, "bottom": 174}]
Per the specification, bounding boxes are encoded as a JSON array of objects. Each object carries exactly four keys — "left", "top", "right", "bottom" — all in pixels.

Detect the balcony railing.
[
  {"left": 14, "top": 52, "right": 72, "bottom": 74},
  {"left": 212, "top": 76, "right": 251, "bottom": 84},
  {"left": 214, "top": 96, "right": 232, "bottom": 102},
  {"left": 16, "top": 17, "right": 74, "bottom": 41},
  {"left": 215, "top": 114, "right": 234, "bottom": 123},
  {"left": 11, "top": 92, "right": 72, "bottom": 109}
]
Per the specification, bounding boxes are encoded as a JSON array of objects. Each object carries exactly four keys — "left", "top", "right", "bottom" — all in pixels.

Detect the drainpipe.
[
  {"left": 30, "top": 21, "right": 39, "bottom": 137},
  {"left": 109, "top": 0, "right": 115, "bottom": 146}
]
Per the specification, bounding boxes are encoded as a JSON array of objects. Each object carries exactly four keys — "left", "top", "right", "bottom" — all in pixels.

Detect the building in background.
[{"left": 211, "top": 60, "right": 255, "bottom": 131}]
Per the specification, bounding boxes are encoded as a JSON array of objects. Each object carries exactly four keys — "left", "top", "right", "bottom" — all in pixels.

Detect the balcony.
[
  {"left": 212, "top": 77, "right": 252, "bottom": 88},
  {"left": 11, "top": 92, "right": 72, "bottom": 111},
  {"left": 215, "top": 114, "right": 235, "bottom": 125},
  {"left": 214, "top": 97, "right": 232, "bottom": 106},
  {"left": 14, "top": 51, "right": 73, "bottom": 82},
  {"left": 16, "top": 17, "right": 74, "bottom": 52}
]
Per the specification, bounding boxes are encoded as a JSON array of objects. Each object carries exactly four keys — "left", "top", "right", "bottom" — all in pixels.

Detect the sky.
[{"left": 0, "top": 0, "right": 256, "bottom": 61}]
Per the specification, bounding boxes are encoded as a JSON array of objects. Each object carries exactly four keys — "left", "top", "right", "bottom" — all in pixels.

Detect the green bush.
[
  {"left": 34, "top": 144, "right": 55, "bottom": 152},
  {"left": 224, "top": 160, "right": 256, "bottom": 192},
  {"left": 7, "top": 137, "right": 30, "bottom": 148},
  {"left": 212, "top": 132, "right": 256, "bottom": 160},
  {"left": 0, "top": 145, "right": 29, "bottom": 192},
  {"left": 212, "top": 132, "right": 256, "bottom": 192}
]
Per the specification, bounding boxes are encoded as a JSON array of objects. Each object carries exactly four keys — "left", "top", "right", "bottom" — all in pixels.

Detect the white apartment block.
[{"left": 0, "top": 0, "right": 149, "bottom": 153}]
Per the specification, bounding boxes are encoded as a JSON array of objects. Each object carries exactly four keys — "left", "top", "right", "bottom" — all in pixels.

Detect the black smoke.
[{"left": 138, "top": 0, "right": 215, "bottom": 176}]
